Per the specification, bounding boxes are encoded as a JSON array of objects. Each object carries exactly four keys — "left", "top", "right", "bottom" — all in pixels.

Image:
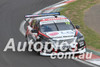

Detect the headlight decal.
[{"left": 75, "top": 29, "right": 78, "bottom": 36}]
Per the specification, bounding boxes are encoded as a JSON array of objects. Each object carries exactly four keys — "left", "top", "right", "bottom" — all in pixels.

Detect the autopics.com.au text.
[{"left": 3, "top": 38, "right": 93, "bottom": 59}]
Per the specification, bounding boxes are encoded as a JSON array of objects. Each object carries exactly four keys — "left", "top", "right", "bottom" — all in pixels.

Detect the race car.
[{"left": 25, "top": 12, "right": 86, "bottom": 56}]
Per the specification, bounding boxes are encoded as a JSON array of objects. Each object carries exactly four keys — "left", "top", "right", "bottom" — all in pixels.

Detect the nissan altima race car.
[{"left": 25, "top": 12, "right": 86, "bottom": 56}]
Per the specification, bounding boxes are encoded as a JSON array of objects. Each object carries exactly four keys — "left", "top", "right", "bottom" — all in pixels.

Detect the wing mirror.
[{"left": 75, "top": 25, "right": 80, "bottom": 29}]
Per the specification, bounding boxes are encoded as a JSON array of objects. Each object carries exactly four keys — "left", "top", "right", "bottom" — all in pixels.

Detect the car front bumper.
[{"left": 40, "top": 48, "right": 86, "bottom": 56}]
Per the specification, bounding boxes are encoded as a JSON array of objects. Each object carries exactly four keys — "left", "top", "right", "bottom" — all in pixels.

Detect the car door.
[{"left": 31, "top": 20, "right": 38, "bottom": 41}]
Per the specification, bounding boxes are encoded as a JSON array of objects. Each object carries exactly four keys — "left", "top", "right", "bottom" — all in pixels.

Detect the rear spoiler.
[{"left": 25, "top": 12, "right": 60, "bottom": 18}]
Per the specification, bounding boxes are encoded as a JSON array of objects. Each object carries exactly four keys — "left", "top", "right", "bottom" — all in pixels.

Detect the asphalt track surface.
[
  {"left": 85, "top": 4, "right": 100, "bottom": 34},
  {"left": 0, "top": 0, "right": 92, "bottom": 67}
]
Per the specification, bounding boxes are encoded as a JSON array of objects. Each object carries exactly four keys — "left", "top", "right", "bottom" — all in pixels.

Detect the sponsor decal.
[
  {"left": 61, "top": 31, "right": 74, "bottom": 34},
  {"left": 49, "top": 32, "right": 59, "bottom": 36},
  {"left": 40, "top": 17, "right": 67, "bottom": 22}
]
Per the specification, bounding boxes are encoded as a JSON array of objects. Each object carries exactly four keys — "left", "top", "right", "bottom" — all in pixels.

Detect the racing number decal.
[{"left": 65, "top": 22, "right": 70, "bottom": 24}]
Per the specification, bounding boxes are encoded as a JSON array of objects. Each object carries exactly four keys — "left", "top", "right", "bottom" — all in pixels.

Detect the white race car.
[{"left": 25, "top": 12, "right": 86, "bottom": 56}]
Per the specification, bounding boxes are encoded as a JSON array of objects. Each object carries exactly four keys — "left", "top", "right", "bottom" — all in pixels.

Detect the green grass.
[{"left": 60, "top": 0, "right": 100, "bottom": 49}]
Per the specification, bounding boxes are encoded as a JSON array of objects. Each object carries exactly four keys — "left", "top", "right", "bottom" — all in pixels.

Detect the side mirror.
[
  {"left": 25, "top": 19, "right": 30, "bottom": 25},
  {"left": 31, "top": 29, "right": 38, "bottom": 33},
  {"left": 75, "top": 25, "right": 80, "bottom": 29}
]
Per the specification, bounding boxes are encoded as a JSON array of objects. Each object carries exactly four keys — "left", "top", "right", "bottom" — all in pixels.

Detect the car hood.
[{"left": 45, "top": 30, "right": 75, "bottom": 39}]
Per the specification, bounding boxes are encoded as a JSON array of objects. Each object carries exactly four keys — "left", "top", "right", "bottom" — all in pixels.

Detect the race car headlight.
[
  {"left": 77, "top": 36, "right": 85, "bottom": 47},
  {"left": 79, "top": 41, "right": 85, "bottom": 47}
]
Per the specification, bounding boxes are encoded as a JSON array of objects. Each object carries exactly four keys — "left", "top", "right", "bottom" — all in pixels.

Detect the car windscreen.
[
  {"left": 56, "top": 22, "right": 74, "bottom": 31},
  {"left": 40, "top": 22, "right": 74, "bottom": 32},
  {"left": 40, "top": 23, "right": 57, "bottom": 32}
]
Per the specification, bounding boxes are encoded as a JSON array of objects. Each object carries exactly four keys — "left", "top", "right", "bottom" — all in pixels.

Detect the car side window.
[
  {"left": 34, "top": 24, "right": 37, "bottom": 29},
  {"left": 31, "top": 20, "right": 36, "bottom": 28}
]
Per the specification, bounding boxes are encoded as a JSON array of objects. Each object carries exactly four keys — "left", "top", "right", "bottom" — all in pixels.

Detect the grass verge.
[{"left": 60, "top": 0, "right": 100, "bottom": 50}]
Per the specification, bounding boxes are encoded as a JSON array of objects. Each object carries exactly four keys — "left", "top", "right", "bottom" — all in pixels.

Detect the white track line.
[
  {"left": 86, "top": 59, "right": 100, "bottom": 66},
  {"left": 73, "top": 59, "right": 99, "bottom": 67},
  {"left": 19, "top": 20, "right": 26, "bottom": 36}
]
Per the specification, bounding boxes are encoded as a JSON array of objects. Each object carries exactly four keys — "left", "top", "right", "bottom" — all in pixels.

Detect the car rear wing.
[{"left": 25, "top": 12, "right": 60, "bottom": 18}]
